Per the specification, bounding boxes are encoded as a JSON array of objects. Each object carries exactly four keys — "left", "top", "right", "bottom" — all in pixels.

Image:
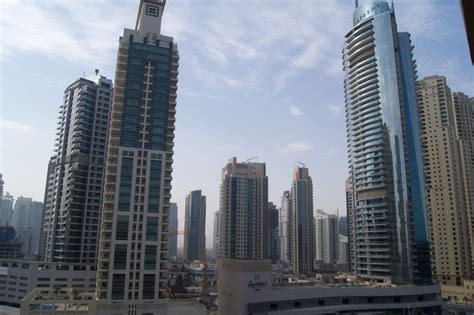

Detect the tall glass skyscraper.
[
  {"left": 289, "top": 167, "right": 314, "bottom": 275},
  {"left": 343, "top": 1, "right": 428, "bottom": 284},
  {"left": 96, "top": 0, "right": 179, "bottom": 310},
  {"left": 184, "top": 190, "right": 206, "bottom": 261}
]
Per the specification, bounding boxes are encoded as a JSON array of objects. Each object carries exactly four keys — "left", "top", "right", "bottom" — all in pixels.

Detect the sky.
[{"left": 0, "top": 0, "right": 473, "bottom": 248}]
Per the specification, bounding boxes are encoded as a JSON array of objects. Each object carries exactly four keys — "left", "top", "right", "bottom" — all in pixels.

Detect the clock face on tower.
[{"left": 146, "top": 4, "right": 159, "bottom": 17}]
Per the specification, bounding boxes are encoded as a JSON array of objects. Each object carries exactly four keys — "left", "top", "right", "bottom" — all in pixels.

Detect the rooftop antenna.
[
  {"left": 297, "top": 161, "right": 306, "bottom": 167},
  {"left": 246, "top": 156, "right": 258, "bottom": 162},
  {"left": 355, "top": 0, "right": 358, "bottom": 8},
  {"left": 95, "top": 69, "right": 99, "bottom": 75}
]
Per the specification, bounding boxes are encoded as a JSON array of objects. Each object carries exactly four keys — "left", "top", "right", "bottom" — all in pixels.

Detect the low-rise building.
[
  {"left": 441, "top": 279, "right": 474, "bottom": 305},
  {"left": 0, "top": 260, "right": 96, "bottom": 308},
  {"left": 20, "top": 288, "right": 209, "bottom": 315},
  {"left": 218, "top": 258, "right": 443, "bottom": 315}
]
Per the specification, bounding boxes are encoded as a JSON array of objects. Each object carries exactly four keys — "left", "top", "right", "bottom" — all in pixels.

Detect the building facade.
[
  {"left": 314, "top": 210, "right": 339, "bottom": 264},
  {"left": 184, "top": 190, "right": 206, "bottom": 261},
  {"left": 289, "top": 167, "right": 314, "bottom": 275},
  {"left": 0, "top": 193, "right": 14, "bottom": 226},
  {"left": 343, "top": 1, "right": 427, "bottom": 284},
  {"left": 416, "top": 76, "right": 473, "bottom": 287},
  {"left": 219, "top": 157, "right": 268, "bottom": 260},
  {"left": 338, "top": 234, "right": 349, "bottom": 265},
  {"left": 169, "top": 202, "right": 178, "bottom": 261},
  {"left": 40, "top": 74, "right": 112, "bottom": 264},
  {"left": 213, "top": 210, "right": 220, "bottom": 259},
  {"left": 452, "top": 91, "right": 474, "bottom": 277},
  {"left": 96, "top": 0, "right": 179, "bottom": 310},
  {"left": 279, "top": 191, "right": 290, "bottom": 264},
  {"left": 0, "top": 260, "right": 97, "bottom": 308},
  {"left": 267, "top": 202, "right": 280, "bottom": 264}
]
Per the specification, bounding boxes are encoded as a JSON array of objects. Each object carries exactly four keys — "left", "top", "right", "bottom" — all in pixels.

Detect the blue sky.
[{"left": 1, "top": 0, "right": 473, "bottom": 247}]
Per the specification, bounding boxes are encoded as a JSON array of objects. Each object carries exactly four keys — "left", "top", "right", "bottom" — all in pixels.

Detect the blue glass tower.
[
  {"left": 343, "top": 1, "right": 429, "bottom": 284},
  {"left": 184, "top": 190, "right": 206, "bottom": 261}
]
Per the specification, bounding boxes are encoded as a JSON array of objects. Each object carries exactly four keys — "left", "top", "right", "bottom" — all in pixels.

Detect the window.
[
  {"left": 144, "top": 245, "right": 157, "bottom": 270},
  {"left": 111, "top": 274, "right": 125, "bottom": 300},
  {"left": 294, "top": 301, "right": 301, "bottom": 308},
  {"left": 342, "top": 298, "right": 349, "bottom": 304},
  {"left": 146, "top": 217, "right": 158, "bottom": 241},
  {"left": 143, "top": 274, "right": 155, "bottom": 299},
  {"left": 114, "top": 244, "right": 127, "bottom": 269},
  {"left": 116, "top": 215, "right": 129, "bottom": 240}
]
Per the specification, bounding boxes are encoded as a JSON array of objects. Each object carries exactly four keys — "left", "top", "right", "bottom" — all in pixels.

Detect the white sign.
[{"left": 0, "top": 267, "right": 8, "bottom": 276}]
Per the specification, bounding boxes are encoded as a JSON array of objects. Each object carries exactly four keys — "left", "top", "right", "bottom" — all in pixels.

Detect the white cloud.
[
  {"left": 280, "top": 142, "right": 313, "bottom": 153},
  {"left": 329, "top": 105, "right": 343, "bottom": 114},
  {"left": 0, "top": 119, "right": 33, "bottom": 132},
  {"left": 289, "top": 105, "right": 303, "bottom": 116}
]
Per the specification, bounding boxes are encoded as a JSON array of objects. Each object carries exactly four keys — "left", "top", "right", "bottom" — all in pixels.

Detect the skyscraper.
[
  {"left": 416, "top": 75, "right": 473, "bottom": 286},
  {"left": 338, "top": 234, "right": 349, "bottom": 265},
  {"left": 268, "top": 202, "right": 280, "bottom": 263},
  {"left": 219, "top": 157, "right": 268, "bottom": 260},
  {"left": 184, "top": 190, "right": 206, "bottom": 261},
  {"left": 343, "top": 1, "right": 427, "bottom": 284},
  {"left": 41, "top": 74, "right": 112, "bottom": 264},
  {"left": 213, "top": 210, "right": 220, "bottom": 259},
  {"left": 289, "top": 167, "right": 314, "bottom": 275},
  {"left": 279, "top": 191, "right": 291, "bottom": 264},
  {"left": 96, "top": 0, "right": 178, "bottom": 308},
  {"left": 169, "top": 202, "right": 178, "bottom": 261},
  {"left": 314, "top": 209, "right": 339, "bottom": 264},
  {"left": 0, "top": 192, "right": 14, "bottom": 226},
  {"left": 452, "top": 91, "right": 474, "bottom": 273}
]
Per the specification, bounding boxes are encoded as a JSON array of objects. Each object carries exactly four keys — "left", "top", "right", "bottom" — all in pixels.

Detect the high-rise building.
[
  {"left": 315, "top": 209, "right": 339, "bottom": 264},
  {"left": 268, "top": 202, "right": 280, "bottom": 263},
  {"left": 96, "top": 0, "right": 179, "bottom": 308},
  {"left": 11, "top": 197, "right": 33, "bottom": 232},
  {"left": 343, "top": 1, "right": 427, "bottom": 284},
  {"left": 183, "top": 190, "right": 206, "bottom": 261},
  {"left": 338, "top": 234, "right": 349, "bottom": 265},
  {"left": 169, "top": 202, "right": 178, "bottom": 261},
  {"left": 289, "top": 167, "right": 314, "bottom": 275},
  {"left": 0, "top": 192, "right": 14, "bottom": 226},
  {"left": 213, "top": 210, "right": 220, "bottom": 259},
  {"left": 279, "top": 191, "right": 290, "bottom": 264},
  {"left": 452, "top": 91, "right": 474, "bottom": 273},
  {"left": 219, "top": 157, "right": 268, "bottom": 260},
  {"left": 41, "top": 74, "right": 112, "bottom": 264},
  {"left": 416, "top": 76, "right": 473, "bottom": 287},
  {"left": 11, "top": 197, "right": 43, "bottom": 259}
]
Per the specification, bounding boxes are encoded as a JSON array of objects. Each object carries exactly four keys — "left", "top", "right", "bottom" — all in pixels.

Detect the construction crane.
[
  {"left": 297, "top": 161, "right": 306, "bottom": 167},
  {"left": 245, "top": 156, "right": 258, "bottom": 162},
  {"left": 167, "top": 230, "right": 209, "bottom": 300}
]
